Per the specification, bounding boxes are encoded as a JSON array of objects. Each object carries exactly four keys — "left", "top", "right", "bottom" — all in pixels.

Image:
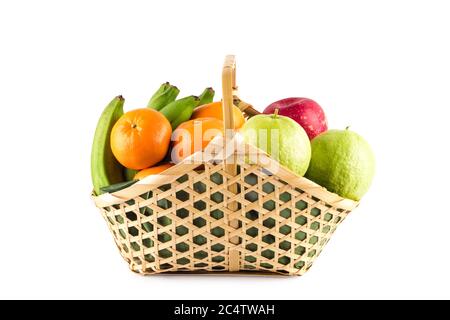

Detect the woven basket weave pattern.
[{"left": 98, "top": 155, "right": 351, "bottom": 276}]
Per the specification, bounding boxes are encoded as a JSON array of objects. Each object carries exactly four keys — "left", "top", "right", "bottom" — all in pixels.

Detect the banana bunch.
[
  {"left": 91, "top": 83, "right": 215, "bottom": 195},
  {"left": 150, "top": 85, "right": 215, "bottom": 129}
]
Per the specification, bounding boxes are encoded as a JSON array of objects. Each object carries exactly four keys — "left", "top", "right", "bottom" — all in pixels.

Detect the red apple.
[{"left": 263, "top": 97, "right": 327, "bottom": 140}]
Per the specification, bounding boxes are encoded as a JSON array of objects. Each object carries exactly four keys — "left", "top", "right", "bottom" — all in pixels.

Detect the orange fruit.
[
  {"left": 191, "top": 101, "right": 245, "bottom": 129},
  {"left": 111, "top": 108, "right": 172, "bottom": 170},
  {"left": 171, "top": 117, "right": 223, "bottom": 163},
  {"left": 134, "top": 163, "right": 174, "bottom": 180}
]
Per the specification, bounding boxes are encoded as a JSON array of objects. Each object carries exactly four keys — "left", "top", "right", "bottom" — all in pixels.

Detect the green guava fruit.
[
  {"left": 305, "top": 129, "right": 375, "bottom": 201},
  {"left": 242, "top": 113, "right": 311, "bottom": 176}
]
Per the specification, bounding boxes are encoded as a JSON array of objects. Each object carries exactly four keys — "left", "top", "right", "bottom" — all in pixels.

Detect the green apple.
[
  {"left": 305, "top": 128, "right": 375, "bottom": 201},
  {"left": 242, "top": 113, "right": 311, "bottom": 176}
]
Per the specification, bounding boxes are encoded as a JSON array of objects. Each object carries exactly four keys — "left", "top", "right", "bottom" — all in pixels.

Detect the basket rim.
[{"left": 92, "top": 134, "right": 359, "bottom": 211}]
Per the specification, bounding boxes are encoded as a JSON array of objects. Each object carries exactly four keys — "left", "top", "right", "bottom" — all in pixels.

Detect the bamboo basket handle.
[
  {"left": 222, "top": 55, "right": 240, "bottom": 272},
  {"left": 222, "top": 55, "right": 236, "bottom": 136}
]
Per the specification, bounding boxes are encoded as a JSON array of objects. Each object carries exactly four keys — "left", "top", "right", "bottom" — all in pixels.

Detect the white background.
[{"left": 0, "top": 0, "right": 449, "bottom": 300}]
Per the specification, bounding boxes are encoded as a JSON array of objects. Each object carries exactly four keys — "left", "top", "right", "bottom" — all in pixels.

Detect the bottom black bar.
[{"left": 0, "top": 300, "right": 443, "bottom": 319}]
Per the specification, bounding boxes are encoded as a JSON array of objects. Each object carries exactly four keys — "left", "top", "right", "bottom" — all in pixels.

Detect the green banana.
[
  {"left": 171, "top": 105, "right": 195, "bottom": 129},
  {"left": 91, "top": 95, "right": 125, "bottom": 195},
  {"left": 198, "top": 87, "right": 215, "bottom": 106},
  {"left": 124, "top": 168, "right": 139, "bottom": 181},
  {"left": 160, "top": 95, "right": 199, "bottom": 124},
  {"left": 171, "top": 88, "right": 215, "bottom": 129},
  {"left": 147, "top": 82, "right": 180, "bottom": 110}
]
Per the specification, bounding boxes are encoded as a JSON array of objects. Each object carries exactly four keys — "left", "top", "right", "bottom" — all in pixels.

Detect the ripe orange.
[
  {"left": 171, "top": 117, "right": 223, "bottom": 163},
  {"left": 111, "top": 108, "right": 172, "bottom": 170},
  {"left": 191, "top": 101, "right": 245, "bottom": 129},
  {"left": 134, "top": 163, "right": 174, "bottom": 180}
]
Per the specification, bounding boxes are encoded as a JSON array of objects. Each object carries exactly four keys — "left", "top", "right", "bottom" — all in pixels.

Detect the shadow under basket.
[{"left": 91, "top": 55, "right": 359, "bottom": 276}]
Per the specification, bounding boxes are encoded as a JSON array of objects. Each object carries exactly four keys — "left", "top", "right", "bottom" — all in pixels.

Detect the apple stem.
[
  {"left": 346, "top": 126, "right": 350, "bottom": 130},
  {"left": 273, "top": 108, "right": 279, "bottom": 118}
]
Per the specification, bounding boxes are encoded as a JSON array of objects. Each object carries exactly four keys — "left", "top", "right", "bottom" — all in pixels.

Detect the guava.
[
  {"left": 242, "top": 113, "right": 311, "bottom": 176},
  {"left": 305, "top": 129, "right": 375, "bottom": 201}
]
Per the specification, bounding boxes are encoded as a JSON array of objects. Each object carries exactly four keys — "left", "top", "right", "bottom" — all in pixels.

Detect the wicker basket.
[{"left": 92, "top": 55, "right": 359, "bottom": 276}]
